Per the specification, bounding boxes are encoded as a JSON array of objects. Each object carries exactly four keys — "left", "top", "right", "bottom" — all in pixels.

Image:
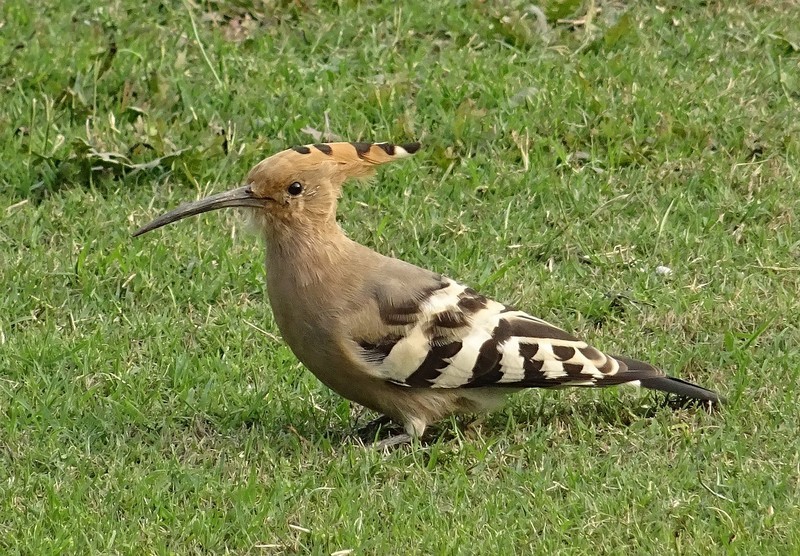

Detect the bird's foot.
[
  {"left": 351, "top": 415, "right": 421, "bottom": 449},
  {"left": 372, "top": 433, "right": 414, "bottom": 450},
  {"left": 354, "top": 414, "right": 402, "bottom": 444},
  {"left": 456, "top": 415, "right": 486, "bottom": 439}
]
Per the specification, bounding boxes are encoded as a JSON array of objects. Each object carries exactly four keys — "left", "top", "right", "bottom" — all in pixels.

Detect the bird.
[{"left": 134, "top": 141, "right": 722, "bottom": 444}]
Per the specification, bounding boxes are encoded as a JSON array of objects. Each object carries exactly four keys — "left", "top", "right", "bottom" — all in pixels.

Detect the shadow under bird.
[{"left": 134, "top": 141, "right": 722, "bottom": 444}]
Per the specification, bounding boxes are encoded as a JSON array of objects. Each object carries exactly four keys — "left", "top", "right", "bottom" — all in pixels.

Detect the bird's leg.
[
  {"left": 373, "top": 433, "right": 414, "bottom": 449},
  {"left": 371, "top": 417, "right": 426, "bottom": 449},
  {"left": 355, "top": 414, "right": 401, "bottom": 443},
  {"left": 361, "top": 415, "right": 426, "bottom": 449},
  {"left": 458, "top": 414, "right": 486, "bottom": 437}
]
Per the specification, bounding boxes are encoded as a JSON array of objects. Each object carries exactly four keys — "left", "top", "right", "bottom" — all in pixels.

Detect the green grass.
[{"left": 1, "top": 0, "right": 799, "bottom": 553}]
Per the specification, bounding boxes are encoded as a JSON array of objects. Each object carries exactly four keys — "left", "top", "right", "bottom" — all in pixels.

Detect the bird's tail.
[
  {"left": 639, "top": 376, "right": 723, "bottom": 404},
  {"left": 613, "top": 355, "right": 724, "bottom": 404}
]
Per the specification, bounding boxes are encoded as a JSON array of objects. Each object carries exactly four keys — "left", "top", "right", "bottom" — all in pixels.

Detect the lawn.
[{"left": 1, "top": 0, "right": 799, "bottom": 553}]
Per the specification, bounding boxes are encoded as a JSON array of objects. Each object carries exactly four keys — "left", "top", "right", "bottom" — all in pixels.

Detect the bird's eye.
[{"left": 287, "top": 182, "right": 303, "bottom": 196}]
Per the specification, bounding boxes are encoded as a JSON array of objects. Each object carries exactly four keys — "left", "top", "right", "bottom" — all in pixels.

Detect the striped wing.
[{"left": 354, "top": 278, "right": 664, "bottom": 389}]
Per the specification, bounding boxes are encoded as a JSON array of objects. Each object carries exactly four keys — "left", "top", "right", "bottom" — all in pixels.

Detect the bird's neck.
[{"left": 264, "top": 218, "right": 355, "bottom": 287}]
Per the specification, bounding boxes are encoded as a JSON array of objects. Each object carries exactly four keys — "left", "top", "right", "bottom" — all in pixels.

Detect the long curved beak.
[{"left": 133, "top": 185, "right": 264, "bottom": 237}]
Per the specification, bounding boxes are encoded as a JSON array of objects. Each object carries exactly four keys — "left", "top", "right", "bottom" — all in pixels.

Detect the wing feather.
[{"left": 352, "top": 278, "right": 665, "bottom": 390}]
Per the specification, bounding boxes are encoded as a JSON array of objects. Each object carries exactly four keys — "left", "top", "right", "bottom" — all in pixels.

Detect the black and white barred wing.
[{"left": 354, "top": 278, "right": 664, "bottom": 390}]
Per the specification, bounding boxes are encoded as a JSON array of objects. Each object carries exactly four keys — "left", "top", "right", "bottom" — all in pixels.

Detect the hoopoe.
[{"left": 134, "top": 141, "right": 722, "bottom": 443}]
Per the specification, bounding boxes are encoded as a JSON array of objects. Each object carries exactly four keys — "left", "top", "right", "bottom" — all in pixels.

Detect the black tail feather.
[
  {"left": 611, "top": 354, "right": 723, "bottom": 405},
  {"left": 639, "top": 376, "right": 724, "bottom": 404}
]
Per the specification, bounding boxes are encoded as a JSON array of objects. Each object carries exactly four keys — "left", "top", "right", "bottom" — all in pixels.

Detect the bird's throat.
[{"left": 264, "top": 220, "right": 353, "bottom": 288}]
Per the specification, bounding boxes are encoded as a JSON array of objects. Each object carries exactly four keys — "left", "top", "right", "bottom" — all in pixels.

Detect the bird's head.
[{"left": 133, "top": 141, "right": 420, "bottom": 239}]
